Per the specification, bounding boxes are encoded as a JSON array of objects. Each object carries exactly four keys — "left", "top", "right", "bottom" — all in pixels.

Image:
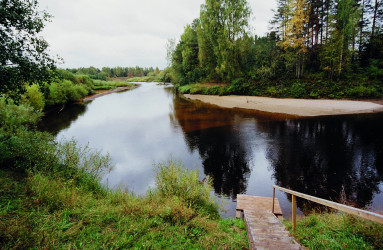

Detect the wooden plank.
[
  {"left": 236, "top": 194, "right": 283, "bottom": 216},
  {"left": 292, "top": 195, "right": 296, "bottom": 232},
  {"left": 244, "top": 209, "right": 303, "bottom": 250},
  {"left": 273, "top": 185, "right": 383, "bottom": 224}
]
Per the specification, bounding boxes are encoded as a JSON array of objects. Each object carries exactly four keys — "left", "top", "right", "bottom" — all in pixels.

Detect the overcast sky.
[{"left": 38, "top": 0, "right": 277, "bottom": 69}]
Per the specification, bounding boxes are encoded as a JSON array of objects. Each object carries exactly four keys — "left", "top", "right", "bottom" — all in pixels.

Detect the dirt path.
[{"left": 184, "top": 94, "right": 383, "bottom": 117}]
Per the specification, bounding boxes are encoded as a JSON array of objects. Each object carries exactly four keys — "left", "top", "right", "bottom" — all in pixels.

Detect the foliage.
[
  {"left": 170, "top": 0, "right": 383, "bottom": 98},
  {"left": 0, "top": 0, "right": 57, "bottom": 96},
  {"left": 0, "top": 96, "right": 41, "bottom": 132},
  {"left": 45, "top": 80, "right": 89, "bottom": 106},
  {"left": 284, "top": 213, "right": 383, "bottom": 249},
  {"left": 20, "top": 84, "right": 45, "bottom": 111},
  {"left": 153, "top": 160, "right": 219, "bottom": 219}
]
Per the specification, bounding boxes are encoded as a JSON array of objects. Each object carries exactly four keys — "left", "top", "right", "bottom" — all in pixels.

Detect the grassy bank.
[
  {"left": 284, "top": 213, "right": 383, "bottom": 249},
  {"left": 176, "top": 78, "right": 383, "bottom": 99},
  {"left": 0, "top": 98, "right": 248, "bottom": 249},
  {"left": 93, "top": 79, "right": 136, "bottom": 90},
  {"left": 0, "top": 166, "right": 247, "bottom": 248}
]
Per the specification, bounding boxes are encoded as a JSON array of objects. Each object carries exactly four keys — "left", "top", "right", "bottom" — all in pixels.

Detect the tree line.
[
  {"left": 170, "top": 0, "right": 383, "bottom": 98},
  {"left": 67, "top": 66, "right": 161, "bottom": 81}
]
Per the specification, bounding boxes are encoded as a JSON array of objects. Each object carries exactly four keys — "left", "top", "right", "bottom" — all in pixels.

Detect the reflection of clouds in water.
[
  {"left": 54, "top": 83, "right": 203, "bottom": 195},
  {"left": 44, "top": 82, "right": 383, "bottom": 216}
]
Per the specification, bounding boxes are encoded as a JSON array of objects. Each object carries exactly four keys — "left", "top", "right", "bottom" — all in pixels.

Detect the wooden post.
[
  {"left": 272, "top": 187, "right": 276, "bottom": 214},
  {"left": 292, "top": 194, "right": 297, "bottom": 232}
]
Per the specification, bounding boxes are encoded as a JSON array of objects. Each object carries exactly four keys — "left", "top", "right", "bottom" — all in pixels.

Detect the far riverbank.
[
  {"left": 82, "top": 84, "right": 139, "bottom": 102},
  {"left": 185, "top": 94, "right": 383, "bottom": 117}
]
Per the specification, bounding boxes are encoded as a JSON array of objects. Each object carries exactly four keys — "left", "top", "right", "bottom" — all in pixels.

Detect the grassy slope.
[
  {"left": 0, "top": 169, "right": 248, "bottom": 249},
  {"left": 284, "top": 213, "right": 383, "bottom": 249}
]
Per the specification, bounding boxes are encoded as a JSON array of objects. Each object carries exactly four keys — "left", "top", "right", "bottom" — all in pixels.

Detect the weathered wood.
[
  {"left": 272, "top": 187, "right": 276, "bottom": 214},
  {"left": 273, "top": 185, "right": 383, "bottom": 224},
  {"left": 292, "top": 195, "right": 297, "bottom": 232},
  {"left": 244, "top": 209, "right": 303, "bottom": 250},
  {"left": 236, "top": 194, "right": 283, "bottom": 217}
]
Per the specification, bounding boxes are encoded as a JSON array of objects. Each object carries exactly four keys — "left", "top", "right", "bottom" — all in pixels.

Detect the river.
[{"left": 39, "top": 82, "right": 383, "bottom": 217}]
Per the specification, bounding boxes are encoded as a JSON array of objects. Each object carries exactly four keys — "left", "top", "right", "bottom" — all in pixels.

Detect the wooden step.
[
  {"left": 244, "top": 209, "right": 303, "bottom": 250},
  {"left": 236, "top": 194, "right": 303, "bottom": 250}
]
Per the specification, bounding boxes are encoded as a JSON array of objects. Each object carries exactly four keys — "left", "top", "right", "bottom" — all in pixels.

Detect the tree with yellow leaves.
[{"left": 279, "top": 0, "right": 311, "bottom": 78}]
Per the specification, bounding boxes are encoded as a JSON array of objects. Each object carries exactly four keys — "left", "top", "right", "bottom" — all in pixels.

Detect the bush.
[
  {"left": 289, "top": 82, "right": 307, "bottom": 98},
  {"left": 346, "top": 85, "right": 381, "bottom": 98},
  {"left": 266, "top": 86, "right": 285, "bottom": 97},
  {"left": 0, "top": 97, "right": 42, "bottom": 132},
  {"left": 154, "top": 160, "right": 219, "bottom": 219},
  {"left": 46, "top": 80, "right": 89, "bottom": 106},
  {"left": 21, "top": 84, "right": 45, "bottom": 110}
]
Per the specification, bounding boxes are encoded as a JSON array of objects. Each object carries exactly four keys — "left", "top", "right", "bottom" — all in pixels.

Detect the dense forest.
[{"left": 170, "top": 0, "right": 383, "bottom": 98}]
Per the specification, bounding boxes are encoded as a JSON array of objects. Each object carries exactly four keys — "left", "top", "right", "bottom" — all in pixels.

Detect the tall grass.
[{"left": 0, "top": 98, "right": 248, "bottom": 248}]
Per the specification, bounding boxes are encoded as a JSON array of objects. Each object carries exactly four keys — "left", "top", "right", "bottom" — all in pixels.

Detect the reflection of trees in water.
[
  {"left": 171, "top": 94, "right": 250, "bottom": 199},
  {"left": 187, "top": 127, "right": 250, "bottom": 199},
  {"left": 261, "top": 116, "right": 383, "bottom": 213},
  {"left": 38, "top": 104, "right": 87, "bottom": 136}
]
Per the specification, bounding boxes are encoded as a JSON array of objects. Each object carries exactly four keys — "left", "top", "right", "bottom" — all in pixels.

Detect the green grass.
[
  {"left": 283, "top": 213, "right": 383, "bottom": 249},
  {"left": 0, "top": 167, "right": 248, "bottom": 249},
  {"left": 93, "top": 80, "right": 135, "bottom": 90}
]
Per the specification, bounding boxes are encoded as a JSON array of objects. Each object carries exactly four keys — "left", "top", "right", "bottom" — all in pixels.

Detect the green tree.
[
  {"left": 199, "top": 0, "right": 250, "bottom": 81},
  {"left": 320, "top": 0, "right": 360, "bottom": 77},
  {"left": 0, "top": 0, "right": 57, "bottom": 96}
]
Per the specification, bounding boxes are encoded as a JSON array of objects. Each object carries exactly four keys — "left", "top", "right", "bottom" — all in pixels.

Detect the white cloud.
[{"left": 38, "top": 0, "right": 276, "bottom": 69}]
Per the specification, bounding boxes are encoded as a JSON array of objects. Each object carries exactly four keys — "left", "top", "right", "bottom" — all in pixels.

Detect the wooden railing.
[{"left": 272, "top": 185, "right": 383, "bottom": 232}]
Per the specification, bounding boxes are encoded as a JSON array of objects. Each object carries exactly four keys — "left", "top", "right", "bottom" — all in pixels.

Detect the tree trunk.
[
  {"left": 326, "top": 1, "right": 329, "bottom": 41},
  {"left": 359, "top": 0, "right": 365, "bottom": 53},
  {"left": 316, "top": 0, "right": 319, "bottom": 44},
  {"left": 372, "top": 0, "right": 378, "bottom": 37}
]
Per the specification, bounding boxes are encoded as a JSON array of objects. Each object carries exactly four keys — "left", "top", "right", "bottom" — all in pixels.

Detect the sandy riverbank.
[
  {"left": 184, "top": 94, "right": 383, "bottom": 117},
  {"left": 82, "top": 85, "right": 139, "bottom": 102}
]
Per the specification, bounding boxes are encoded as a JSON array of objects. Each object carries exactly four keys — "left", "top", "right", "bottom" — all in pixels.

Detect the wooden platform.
[
  {"left": 236, "top": 194, "right": 283, "bottom": 218},
  {"left": 236, "top": 195, "right": 303, "bottom": 250}
]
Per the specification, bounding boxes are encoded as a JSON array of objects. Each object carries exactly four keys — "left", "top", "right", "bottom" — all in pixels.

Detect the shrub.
[
  {"left": 0, "top": 96, "right": 42, "bottom": 132},
  {"left": 21, "top": 84, "right": 45, "bottom": 110},
  {"left": 346, "top": 85, "right": 381, "bottom": 98},
  {"left": 266, "top": 86, "right": 285, "bottom": 97},
  {"left": 178, "top": 85, "right": 192, "bottom": 94},
  {"left": 154, "top": 160, "right": 219, "bottom": 219},
  {"left": 46, "top": 81, "right": 67, "bottom": 106},
  {"left": 228, "top": 78, "right": 246, "bottom": 94},
  {"left": 289, "top": 82, "right": 307, "bottom": 98},
  {"left": 46, "top": 80, "right": 89, "bottom": 106}
]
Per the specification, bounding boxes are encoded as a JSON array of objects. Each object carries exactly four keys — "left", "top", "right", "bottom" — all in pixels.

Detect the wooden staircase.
[{"left": 236, "top": 195, "right": 303, "bottom": 250}]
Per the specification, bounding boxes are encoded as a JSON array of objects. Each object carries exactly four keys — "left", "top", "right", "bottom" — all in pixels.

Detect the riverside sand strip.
[{"left": 185, "top": 94, "right": 383, "bottom": 117}]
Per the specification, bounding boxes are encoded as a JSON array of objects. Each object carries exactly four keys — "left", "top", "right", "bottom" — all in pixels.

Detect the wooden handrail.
[{"left": 272, "top": 185, "right": 383, "bottom": 231}]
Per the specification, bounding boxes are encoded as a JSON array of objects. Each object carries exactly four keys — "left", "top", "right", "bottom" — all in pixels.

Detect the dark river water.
[{"left": 40, "top": 82, "right": 383, "bottom": 217}]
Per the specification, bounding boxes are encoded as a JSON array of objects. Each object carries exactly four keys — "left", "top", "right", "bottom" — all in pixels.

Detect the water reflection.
[
  {"left": 260, "top": 115, "right": 383, "bottom": 213},
  {"left": 39, "top": 83, "right": 383, "bottom": 216},
  {"left": 39, "top": 104, "right": 87, "bottom": 135},
  {"left": 172, "top": 92, "right": 383, "bottom": 213}
]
